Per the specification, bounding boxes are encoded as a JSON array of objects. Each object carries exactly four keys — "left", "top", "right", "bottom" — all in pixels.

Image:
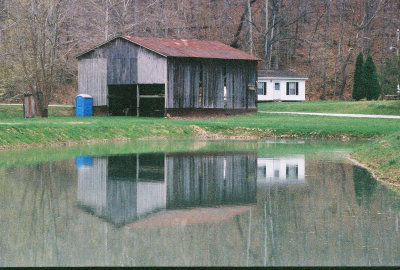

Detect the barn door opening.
[
  {"left": 108, "top": 84, "right": 137, "bottom": 116},
  {"left": 138, "top": 84, "right": 165, "bottom": 117},
  {"left": 108, "top": 84, "right": 165, "bottom": 117}
]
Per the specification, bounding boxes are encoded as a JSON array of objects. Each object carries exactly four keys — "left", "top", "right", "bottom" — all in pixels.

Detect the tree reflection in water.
[{"left": 0, "top": 151, "right": 399, "bottom": 266}]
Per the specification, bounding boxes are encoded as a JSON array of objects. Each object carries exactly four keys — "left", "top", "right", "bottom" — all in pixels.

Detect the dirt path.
[{"left": 259, "top": 111, "right": 400, "bottom": 119}]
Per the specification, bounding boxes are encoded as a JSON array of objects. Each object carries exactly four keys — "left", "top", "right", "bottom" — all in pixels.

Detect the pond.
[{"left": 0, "top": 139, "right": 399, "bottom": 266}]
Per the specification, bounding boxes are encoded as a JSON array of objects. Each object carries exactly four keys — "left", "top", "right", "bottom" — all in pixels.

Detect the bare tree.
[
  {"left": 5, "top": 0, "right": 64, "bottom": 116},
  {"left": 230, "top": 0, "right": 256, "bottom": 48}
]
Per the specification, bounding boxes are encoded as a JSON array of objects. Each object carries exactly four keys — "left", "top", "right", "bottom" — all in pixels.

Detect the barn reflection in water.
[{"left": 76, "top": 152, "right": 257, "bottom": 226}]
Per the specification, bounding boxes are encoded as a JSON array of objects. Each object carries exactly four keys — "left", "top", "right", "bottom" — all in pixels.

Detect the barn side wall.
[
  {"left": 77, "top": 38, "right": 167, "bottom": 107},
  {"left": 167, "top": 58, "right": 257, "bottom": 111}
]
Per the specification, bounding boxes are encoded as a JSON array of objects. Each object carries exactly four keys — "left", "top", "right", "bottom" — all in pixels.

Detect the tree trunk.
[
  {"left": 380, "top": 2, "right": 387, "bottom": 69},
  {"left": 104, "top": 0, "right": 109, "bottom": 40},
  {"left": 264, "top": 0, "right": 269, "bottom": 69},
  {"left": 268, "top": 9, "right": 275, "bottom": 69},
  {"left": 362, "top": 0, "right": 370, "bottom": 55},
  {"left": 333, "top": 0, "right": 346, "bottom": 100},
  {"left": 34, "top": 92, "right": 48, "bottom": 118},
  {"left": 247, "top": 0, "right": 254, "bottom": 55},
  {"left": 292, "top": 0, "right": 300, "bottom": 59},
  {"left": 221, "top": 0, "right": 230, "bottom": 42},
  {"left": 273, "top": 0, "right": 281, "bottom": 70},
  {"left": 320, "top": 0, "right": 331, "bottom": 100},
  {"left": 133, "top": 0, "right": 138, "bottom": 35},
  {"left": 230, "top": 0, "right": 256, "bottom": 48}
]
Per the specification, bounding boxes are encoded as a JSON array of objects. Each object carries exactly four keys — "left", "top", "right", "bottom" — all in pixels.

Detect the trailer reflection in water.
[
  {"left": 256, "top": 155, "right": 306, "bottom": 186},
  {"left": 76, "top": 152, "right": 257, "bottom": 227}
]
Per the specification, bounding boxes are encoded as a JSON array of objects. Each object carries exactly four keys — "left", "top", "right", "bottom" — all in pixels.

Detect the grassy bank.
[
  {"left": 351, "top": 132, "right": 400, "bottom": 187},
  {"left": 259, "top": 100, "right": 400, "bottom": 116},
  {"left": 1, "top": 103, "right": 400, "bottom": 186},
  {"left": 1, "top": 113, "right": 400, "bottom": 149}
]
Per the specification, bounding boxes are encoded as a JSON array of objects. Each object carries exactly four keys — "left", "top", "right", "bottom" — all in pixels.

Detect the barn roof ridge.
[{"left": 77, "top": 35, "right": 260, "bottom": 61}]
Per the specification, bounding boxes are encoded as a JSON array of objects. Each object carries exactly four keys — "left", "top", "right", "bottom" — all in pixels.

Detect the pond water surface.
[{"left": 0, "top": 140, "right": 399, "bottom": 266}]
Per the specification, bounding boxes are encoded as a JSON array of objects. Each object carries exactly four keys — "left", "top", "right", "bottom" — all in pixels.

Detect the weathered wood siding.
[
  {"left": 78, "top": 37, "right": 256, "bottom": 111},
  {"left": 166, "top": 152, "right": 257, "bottom": 208},
  {"left": 77, "top": 154, "right": 166, "bottom": 226},
  {"left": 78, "top": 38, "right": 167, "bottom": 106},
  {"left": 78, "top": 58, "right": 108, "bottom": 106},
  {"left": 80, "top": 38, "right": 139, "bottom": 85},
  {"left": 247, "top": 61, "right": 257, "bottom": 108},
  {"left": 167, "top": 58, "right": 257, "bottom": 109},
  {"left": 77, "top": 157, "right": 108, "bottom": 210},
  {"left": 137, "top": 47, "right": 166, "bottom": 84},
  {"left": 77, "top": 156, "right": 139, "bottom": 225},
  {"left": 76, "top": 151, "right": 257, "bottom": 224}
]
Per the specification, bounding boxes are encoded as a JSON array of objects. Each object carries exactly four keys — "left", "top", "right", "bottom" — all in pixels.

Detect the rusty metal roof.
[
  {"left": 76, "top": 35, "right": 259, "bottom": 61},
  {"left": 123, "top": 36, "right": 260, "bottom": 60},
  {"left": 125, "top": 205, "right": 254, "bottom": 229}
]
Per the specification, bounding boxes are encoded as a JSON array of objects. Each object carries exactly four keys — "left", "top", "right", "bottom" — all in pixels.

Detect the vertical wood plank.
[
  {"left": 136, "top": 84, "right": 140, "bottom": 117},
  {"left": 216, "top": 64, "right": 224, "bottom": 108},
  {"left": 193, "top": 63, "right": 200, "bottom": 108},
  {"left": 166, "top": 156, "right": 174, "bottom": 207},
  {"left": 202, "top": 61, "right": 208, "bottom": 108},
  {"left": 183, "top": 63, "right": 191, "bottom": 108},
  {"left": 167, "top": 60, "right": 174, "bottom": 108},
  {"left": 208, "top": 62, "right": 215, "bottom": 108}
]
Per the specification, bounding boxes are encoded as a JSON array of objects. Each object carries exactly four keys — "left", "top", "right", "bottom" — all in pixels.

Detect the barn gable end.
[{"left": 78, "top": 38, "right": 167, "bottom": 107}]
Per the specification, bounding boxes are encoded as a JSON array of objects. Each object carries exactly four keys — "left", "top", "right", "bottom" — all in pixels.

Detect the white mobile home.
[{"left": 257, "top": 70, "right": 307, "bottom": 101}]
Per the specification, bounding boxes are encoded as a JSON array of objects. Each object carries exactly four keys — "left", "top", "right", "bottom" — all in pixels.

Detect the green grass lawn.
[
  {"left": 258, "top": 100, "right": 400, "bottom": 116},
  {"left": 0, "top": 101, "right": 399, "bottom": 149},
  {"left": 352, "top": 132, "right": 400, "bottom": 187},
  {"left": 0, "top": 108, "right": 399, "bottom": 148}
]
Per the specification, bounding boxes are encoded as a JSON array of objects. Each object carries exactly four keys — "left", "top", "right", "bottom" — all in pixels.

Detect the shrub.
[
  {"left": 352, "top": 52, "right": 365, "bottom": 100},
  {"left": 364, "top": 55, "right": 381, "bottom": 100}
]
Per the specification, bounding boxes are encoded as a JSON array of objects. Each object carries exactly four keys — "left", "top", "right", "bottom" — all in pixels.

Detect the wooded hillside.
[{"left": 0, "top": 0, "right": 399, "bottom": 105}]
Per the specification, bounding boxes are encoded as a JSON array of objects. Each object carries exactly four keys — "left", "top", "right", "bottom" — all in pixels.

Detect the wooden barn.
[{"left": 76, "top": 36, "right": 259, "bottom": 117}]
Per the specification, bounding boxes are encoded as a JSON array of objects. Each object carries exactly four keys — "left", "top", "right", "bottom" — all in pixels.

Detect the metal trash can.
[{"left": 75, "top": 94, "right": 93, "bottom": 116}]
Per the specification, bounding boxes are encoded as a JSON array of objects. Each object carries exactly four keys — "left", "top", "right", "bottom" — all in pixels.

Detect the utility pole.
[
  {"left": 397, "top": 29, "right": 399, "bottom": 97},
  {"left": 396, "top": 29, "right": 399, "bottom": 57}
]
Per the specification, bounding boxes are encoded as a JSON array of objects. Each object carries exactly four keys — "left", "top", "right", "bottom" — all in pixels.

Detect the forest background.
[{"left": 0, "top": 0, "right": 399, "bottom": 106}]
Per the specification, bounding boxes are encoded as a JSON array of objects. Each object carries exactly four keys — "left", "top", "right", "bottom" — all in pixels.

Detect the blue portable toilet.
[
  {"left": 75, "top": 94, "right": 93, "bottom": 116},
  {"left": 75, "top": 156, "right": 93, "bottom": 169}
]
